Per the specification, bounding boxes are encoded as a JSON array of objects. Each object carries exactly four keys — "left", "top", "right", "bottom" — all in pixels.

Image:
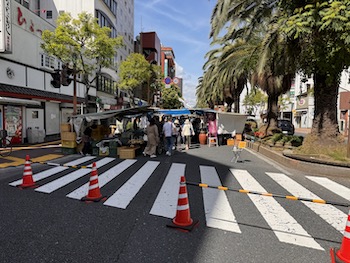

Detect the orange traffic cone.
[
  {"left": 81, "top": 162, "right": 106, "bottom": 202},
  {"left": 18, "top": 155, "right": 37, "bottom": 189},
  {"left": 167, "top": 176, "right": 199, "bottom": 231},
  {"left": 330, "top": 209, "right": 350, "bottom": 263}
]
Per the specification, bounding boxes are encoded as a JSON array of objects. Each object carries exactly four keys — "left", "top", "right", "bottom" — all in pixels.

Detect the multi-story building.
[{"left": 0, "top": 0, "right": 134, "bottom": 143}]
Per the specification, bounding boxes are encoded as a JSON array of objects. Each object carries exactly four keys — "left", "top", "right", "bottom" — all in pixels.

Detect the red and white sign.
[{"left": 173, "top": 77, "right": 179, "bottom": 85}]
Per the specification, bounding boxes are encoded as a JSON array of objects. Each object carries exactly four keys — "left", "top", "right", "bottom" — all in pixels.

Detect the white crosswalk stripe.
[
  {"left": 231, "top": 169, "right": 324, "bottom": 250},
  {"left": 266, "top": 172, "right": 347, "bottom": 233},
  {"left": 67, "top": 159, "right": 137, "bottom": 200},
  {"left": 7, "top": 157, "right": 350, "bottom": 250},
  {"left": 8, "top": 156, "right": 96, "bottom": 187},
  {"left": 306, "top": 176, "right": 350, "bottom": 201},
  {"left": 200, "top": 166, "right": 241, "bottom": 233},
  {"left": 35, "top": 157, "right": 114, "bottom": 194},
  {"left": 103, "top": 161, "right": 160, "bottom": 209},
  {"left": 150, "top": 163, "right": 185, "bottom": 218}
]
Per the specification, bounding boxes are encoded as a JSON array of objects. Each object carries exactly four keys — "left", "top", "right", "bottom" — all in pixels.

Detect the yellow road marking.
[{"left": 0, "top": 154, "right": 63, "bottom": 168}]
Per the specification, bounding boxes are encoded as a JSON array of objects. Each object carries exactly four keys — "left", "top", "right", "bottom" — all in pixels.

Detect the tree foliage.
[
  {"left": 41, "top": 12, "right": 123, "bottom": 108},
  {"left": 161, "top": 85, "right": 183, "bottom": 109},
  {"left": 118, "top": 53, "right": 152, "bottom": 106},
  {"left": 243, "top": 89, "right": 267, "bottom": 116}
]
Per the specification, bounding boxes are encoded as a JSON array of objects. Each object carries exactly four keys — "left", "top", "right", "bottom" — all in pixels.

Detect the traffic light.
[
  {"left": 61, "top": 64, "right": 73, "bottom": 86},
  {"left": 50, "top": 71, "right": 61, "bottom": 88}
]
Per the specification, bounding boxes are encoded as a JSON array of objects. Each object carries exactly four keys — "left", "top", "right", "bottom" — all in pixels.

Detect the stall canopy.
[
  {"left": 155, "top": 108, "right": 191, "bottom": 116},
  {"left": 70, "top": 106, "right": 153, "bottom": 121}
]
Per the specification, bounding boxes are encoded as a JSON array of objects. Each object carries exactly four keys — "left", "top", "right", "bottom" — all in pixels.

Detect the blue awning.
[{"left": 156, "top": 109, "right": 191, "bottom": 116}]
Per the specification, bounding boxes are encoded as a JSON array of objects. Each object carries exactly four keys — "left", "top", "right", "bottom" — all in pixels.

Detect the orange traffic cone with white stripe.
[
  {"left": 81, "top": 162, "right": 106, "bottom": 202},
  {"left": 330, "top": 209, "right": 350, "bottom": 263},
  {"left": 18, "top": 155, "right": 37, "bottom": 189},
  {"left": 167, "top": 176, "right": 199, "bottom": 231}
]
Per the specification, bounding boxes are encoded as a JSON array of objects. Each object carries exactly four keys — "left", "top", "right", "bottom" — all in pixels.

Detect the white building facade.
[{"left": 0, "top": 0, "right": 134, "bottom": 144}]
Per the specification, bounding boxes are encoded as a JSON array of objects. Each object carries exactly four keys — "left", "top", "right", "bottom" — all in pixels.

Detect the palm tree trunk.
[{"left": 311, "top": 72, "right": 340, "bottom": 142}]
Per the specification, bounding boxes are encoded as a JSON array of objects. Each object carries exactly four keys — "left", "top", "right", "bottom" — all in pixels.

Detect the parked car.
[{"left": 278, "top": 119, "right": 295, "bottom": 135}]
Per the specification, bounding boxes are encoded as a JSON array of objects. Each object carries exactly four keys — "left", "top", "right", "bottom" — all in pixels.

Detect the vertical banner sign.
[{"left": 0, "top": 0, "right": 12, "bottom": 53}]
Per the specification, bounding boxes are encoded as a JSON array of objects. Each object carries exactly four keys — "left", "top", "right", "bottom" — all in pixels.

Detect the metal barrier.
[{"left": 186, "top": 181, "right": 350, "bottom": 208}]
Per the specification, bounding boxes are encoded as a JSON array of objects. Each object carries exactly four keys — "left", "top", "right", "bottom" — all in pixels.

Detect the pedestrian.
[
  {"left": 143, "top": 118, "right": 159, "bottom": 158},
  {"left": 162, "top": 116, "right": 176, "bottom": 156},
  {"left": 81, "top": 123, "right": 97, "bottom": 155},
  {"left": 173, "top": 119, "right": 182, "bottom": 150},
  {"left": 182, "top": 119, "right": 195, "bottom": 150}
]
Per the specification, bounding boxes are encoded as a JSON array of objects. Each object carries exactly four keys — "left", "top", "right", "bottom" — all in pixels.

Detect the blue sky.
[{"left": 134, "top": 0, "right": 217, "bottom": 107}]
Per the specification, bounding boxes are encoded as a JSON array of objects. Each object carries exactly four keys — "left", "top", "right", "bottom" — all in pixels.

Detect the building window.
[
  {"left": 103, "top": 0, "right": 117, "bottom": 16},
  {"left": 96, "top": 10, "right": 117, "bottom": 38},
  {"left": 97, "top": 75, "right": 117, "bottom": 95},
  {"left": 46, "top": 10, "right": 53, "bottom": 19}
]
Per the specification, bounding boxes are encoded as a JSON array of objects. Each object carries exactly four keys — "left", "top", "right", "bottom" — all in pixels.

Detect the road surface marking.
[
  {"left": 35, "top": 158, "right": 114, "bottom": 194},
  {"left": 150, "top": 163, "right": 185, "bottom": 218},
  {"left": 67, "top": 159, "right": 137, "bottom": 200},
  {"left": 104, "top": 161, "right": 160, "bottom": 209},
  {"left": 232, "top": 169, "right": 323, "bottom": 250},
  {"left": 306, "top": 176, "right": 350, "bottom": 201},
  {"left": 9, "top": 156, "right": 95, "bottom": 186},
  {"left": 267, "top": 172, "right": 347, "bottom": 233},
  {"left": 201, "top": 166, "right": 241, "bottom": 233}
]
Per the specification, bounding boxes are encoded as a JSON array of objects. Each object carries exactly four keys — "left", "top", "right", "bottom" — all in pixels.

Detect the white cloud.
[{"left": 176, "top": 62, "right": 198, "bottom": 107}]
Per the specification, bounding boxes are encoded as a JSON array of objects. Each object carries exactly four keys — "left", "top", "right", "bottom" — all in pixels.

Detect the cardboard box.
[
  {"left": 61, "top": 132, "right": 76, "bottom": 141},
  {"left": 119, "top": 147, "right": 136, "bottom": 159},
  {"left": 61, "top": 140, "right": 77, "bottom": 148},
  {"left": 235, "top": 133, "right": 242, "bottom": 141},
  {"left": 60, "top": 123, "right": 71, "bottom": 132}
]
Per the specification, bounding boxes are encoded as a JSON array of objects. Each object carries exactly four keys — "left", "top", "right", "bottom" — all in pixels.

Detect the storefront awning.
[{"left": 0, "top": 96, "right": 41, "bottom": 106}]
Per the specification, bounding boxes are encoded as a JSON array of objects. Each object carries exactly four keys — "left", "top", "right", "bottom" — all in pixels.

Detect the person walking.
[
  {"left": 162, "top": 116, "right": 176, "bottom": 156},
  {"left": 182, "top": 119, "right": 194, "bottom": 150},
  {"left": 143, "top": 118, "right": 159, "bottom": 158},
  {"left": 173, "top": 119, "right": 182, "bottom": 150}
]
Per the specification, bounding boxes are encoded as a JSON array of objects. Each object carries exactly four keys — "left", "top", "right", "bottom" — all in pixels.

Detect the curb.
[{"left": 247, "top": 141, "right": 350, "bottom": 178}]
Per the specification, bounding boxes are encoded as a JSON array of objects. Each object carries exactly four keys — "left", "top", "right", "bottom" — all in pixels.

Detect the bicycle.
[{"left": 0, "top": 130, "right": 12, "bottom": 157}]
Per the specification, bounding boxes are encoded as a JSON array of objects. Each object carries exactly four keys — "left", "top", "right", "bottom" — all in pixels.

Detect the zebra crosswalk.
[{"left": 8, "top": 156, "right": 349, "bottom": 251}]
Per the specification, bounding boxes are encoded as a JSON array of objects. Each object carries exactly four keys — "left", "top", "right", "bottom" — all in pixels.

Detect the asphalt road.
[{"left": 0, "top": 144, "right": 349, "bottom": 263}]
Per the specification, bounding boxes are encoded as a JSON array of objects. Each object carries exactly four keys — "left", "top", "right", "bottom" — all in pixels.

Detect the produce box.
[
  {"left": 60, "top": 123, "right": 71, "bottom": 132},
  {"left": 61, "top": 140, "right": 77, "bottom": 148},
  {"left": 119, "top": 147, "right": 136, "bottom": 159},
  {"left": 235, "top": 133, "right": 242, "bottom": 141},
  {"left": 61, "top": 132, "right": 76, "bottom": 141}
]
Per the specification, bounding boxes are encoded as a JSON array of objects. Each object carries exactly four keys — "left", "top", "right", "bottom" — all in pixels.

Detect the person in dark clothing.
[{"left": 81, "top": 124, "right": 96, "bottom": 155}]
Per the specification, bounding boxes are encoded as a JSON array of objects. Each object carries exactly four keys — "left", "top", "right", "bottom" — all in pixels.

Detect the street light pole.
[{"left": 73, "top": 68, "right": 77, "bottom": 115}]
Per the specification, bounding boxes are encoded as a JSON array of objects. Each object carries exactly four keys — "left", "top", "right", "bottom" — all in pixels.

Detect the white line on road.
[
  {"left": 266, "top": 172, "right": 347, "bottom": 234},
  {"left": 35, "top": 158, "right": 114, "bottom": 194},
  {"left": 9, "top": 156, "right": 96, "bottom": 187},
  {"left": 149, "top": 163, "right": 185, "bottom": 218},
  {"left": 232, "top": 169, "right": 323, "bottom": 250},
  {"left": 306, "top": 176, "right": 350, "bottom": 201},
  {"left": 103, "top": 161, "right": 160, "bottom": 209},
  {"left": 200, "top": 166, "right": 241, "bottom": 233},
  {"left": 66, "top": 159, "right": 137, "bottom": 200}
]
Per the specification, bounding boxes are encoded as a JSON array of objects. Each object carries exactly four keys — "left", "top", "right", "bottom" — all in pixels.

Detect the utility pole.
[{"left": 73, "top": 68, "right": 77, "bottom": 115}]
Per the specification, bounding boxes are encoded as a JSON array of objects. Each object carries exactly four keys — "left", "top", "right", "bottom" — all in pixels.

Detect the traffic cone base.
[
  {"left": 167, "top": 219, "right": 199, "bottom": 232},
  {"left": 80, "top": 162, "right": 106, "bottom": 203},
  {"left": 330, "top": 209, "right": 350, "bottom": 263},
  {"left": 18, "top": 155, "right": 37, "bottom": 189},
  {"left": 167, "top": 176, "right": 199, "bottom": 232},
  {"left": 330, "top": 248, "right": 349, "bottom": 263}
]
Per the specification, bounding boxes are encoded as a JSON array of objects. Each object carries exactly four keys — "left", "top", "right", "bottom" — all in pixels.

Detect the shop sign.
[{"left": 0, "top": 0, "right": 12, "bottom": 53}]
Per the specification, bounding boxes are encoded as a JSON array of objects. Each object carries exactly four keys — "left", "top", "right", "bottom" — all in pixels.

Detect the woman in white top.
[{"left": 181, "top": 119, "right": 194, "bottom": 150}]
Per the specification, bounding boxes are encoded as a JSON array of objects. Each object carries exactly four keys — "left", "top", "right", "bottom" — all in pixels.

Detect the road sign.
[
  {"left": 164, "top": 77, "right": 172, "bottom": 85},
  {"left": 173, "top": 77, "right": 179, "bottom": 85}
]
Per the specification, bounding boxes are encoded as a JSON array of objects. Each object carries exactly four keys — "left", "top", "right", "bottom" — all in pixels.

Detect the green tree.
[
  {"left": 41, "top": 12, "right": 123, "bottom": 113},
  {"left": 243, "top": 89, "right": 267, "bottom": 116},
  {"left": 118, "top": 53, "right": 152, "bottom": 107},
  {"left": 161, "top": 85, "right": 183, "bottom": 109}
]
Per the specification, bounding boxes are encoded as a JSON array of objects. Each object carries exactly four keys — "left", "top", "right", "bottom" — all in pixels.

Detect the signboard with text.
[{"left": 0, "top": 0, "right": 12, "bottom": 53}]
